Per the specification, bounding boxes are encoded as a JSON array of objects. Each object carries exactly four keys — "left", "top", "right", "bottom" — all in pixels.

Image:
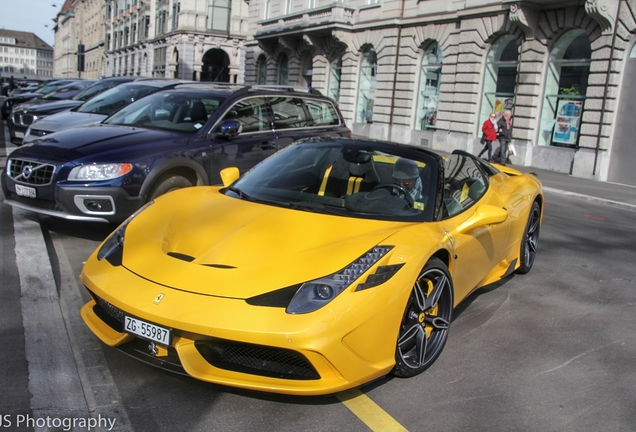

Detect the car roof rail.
[{"left": 250, "top": 85, "right": 323, "bottom": 96}]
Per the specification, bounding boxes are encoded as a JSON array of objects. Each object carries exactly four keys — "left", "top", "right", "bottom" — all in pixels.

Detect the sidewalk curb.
[{"left": 543, "top": 187, "right": 636, "bottom": 211}]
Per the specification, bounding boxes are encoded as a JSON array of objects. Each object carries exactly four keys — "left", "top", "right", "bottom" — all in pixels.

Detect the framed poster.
[{"left": 552, "top": 100, "right": 583, "bottom": 145}]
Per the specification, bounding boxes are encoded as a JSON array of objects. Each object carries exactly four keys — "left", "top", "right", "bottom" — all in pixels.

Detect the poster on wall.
[
  {"left": 552, "top": 100, "right": 583, "bottom": 145},
  {"left": 494, "top": 97, "right": 514, "bottom": 119}
]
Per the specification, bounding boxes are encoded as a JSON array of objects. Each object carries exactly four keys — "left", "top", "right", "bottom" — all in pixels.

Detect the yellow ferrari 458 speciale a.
[{"left": 80, "top": 137, "right": 543, "bottom": 396}]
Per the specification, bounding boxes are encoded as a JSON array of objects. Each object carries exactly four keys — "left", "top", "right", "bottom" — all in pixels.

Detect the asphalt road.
[{"left": 2, "top": 115, "right": 636, "bottom": 431}]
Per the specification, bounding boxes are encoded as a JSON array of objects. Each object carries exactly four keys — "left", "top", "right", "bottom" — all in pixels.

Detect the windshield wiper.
[
  {"left": 227, "top": 185, "right": 253, "bottom": 201},
  {"left": 288, "top": 200, "right": 345, "bottom": 215}
]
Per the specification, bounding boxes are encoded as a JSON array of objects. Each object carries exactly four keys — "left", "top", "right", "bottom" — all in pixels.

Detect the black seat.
[
  {"left": 190, "top": 101, "right": 208, "bottom": 123},
  {"left": 320, "top": 158, "right": 380, "bottom": 197}
]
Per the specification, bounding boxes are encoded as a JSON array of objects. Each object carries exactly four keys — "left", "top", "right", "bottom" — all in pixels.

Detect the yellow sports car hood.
[{"left": 119, "top": 187, "right": 410, "bottom": 299}]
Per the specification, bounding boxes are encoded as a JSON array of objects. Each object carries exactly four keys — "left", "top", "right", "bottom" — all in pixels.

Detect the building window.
[
  {"left": 479, "top": 35, "right": 518, "bottom": 128},
  {"left": 356, "top": 47, "right": 377, "bottom": 123},
  {"left": 264, "top": 0, "right": 270, "bottom": 19},
  {"left": 538, "top": 29, "right": 591, "bottom": 148},
  {"left": 278, "top": 53, "right": 289, "bottom": 85},
  {"left": 257, "top": 55, "right": 267, "bottom": 84},
  {"left": 172, "top": 2, "right": 180, "bottom": 29},
  {"left": 415, "top": 42, "right": 443, "bottom": 130},
  {"left": 328, "top": 55, "right": 342, "bottom": 103},
  {"left": 208, "top": 0, "right": 230, "bottom": 32},
  {"left": 308, "top": 0, "right": 316, "bottom": 8},
  {"left": 285, "top": 0, "right": 292, "bottom": 15}
]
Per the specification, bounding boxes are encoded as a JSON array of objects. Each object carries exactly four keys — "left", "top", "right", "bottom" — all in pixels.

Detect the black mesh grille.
[
  {"left": 6, "top": 192, "right": 60, "bottom": 211},
  {"left": 7, "top": 158, "right": 55, "bottom": 185},
  {"left": 195, "top": 340, "right": 320, "bottom": 380},
  {"left": 90, "top": 291, "right": 125, "bottom": 332},
  {"left": 117, "top": 338, "right": 186, "bottom": 375}
]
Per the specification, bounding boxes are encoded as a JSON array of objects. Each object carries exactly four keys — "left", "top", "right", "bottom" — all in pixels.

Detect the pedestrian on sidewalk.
[
  {"left": 478, "top": 112, "right": 498, "bottom": 161},
  {"left": 496, "top": 109, "right": 513, "bottom": 165}
]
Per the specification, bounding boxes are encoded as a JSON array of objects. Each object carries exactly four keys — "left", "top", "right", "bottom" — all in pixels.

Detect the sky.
[{"left": 0, "top": 0, "right": 59, "bottom": 47}]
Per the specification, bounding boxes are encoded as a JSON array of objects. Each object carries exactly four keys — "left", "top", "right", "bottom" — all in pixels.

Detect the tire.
[
  {"left": 515, "top": 201, "right": 541, "bottom": 274},
  {"left": 148, "top": 175, "right": 193, "bottom": 201},
  {"left": 392, "top": 257, "right": 454, "bottom": 378}
]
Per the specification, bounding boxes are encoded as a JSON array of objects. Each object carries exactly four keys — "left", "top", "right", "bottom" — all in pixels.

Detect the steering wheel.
[{"left": 371, "top": 183, "right": 414, "bottom": 207}]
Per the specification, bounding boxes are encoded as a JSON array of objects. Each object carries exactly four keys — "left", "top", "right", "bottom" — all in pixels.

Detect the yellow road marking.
[{"left": 337, "top": 389, "right": 409, "bottom": 431}]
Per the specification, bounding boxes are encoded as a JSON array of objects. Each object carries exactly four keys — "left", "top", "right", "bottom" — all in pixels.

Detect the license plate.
[
  {"left": 15, "top": 131, "right": 24, "bottom": 138},
  {"left": 15, "top": 184, "right": 36, "bottom": 198},
  {"left": 124, "top": 316, "right": 171, "bottom": 345}
]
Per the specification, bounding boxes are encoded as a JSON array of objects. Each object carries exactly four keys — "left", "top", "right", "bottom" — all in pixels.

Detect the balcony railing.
[{"left": 256, "top": 4, "right": 355, "bottom": 36}]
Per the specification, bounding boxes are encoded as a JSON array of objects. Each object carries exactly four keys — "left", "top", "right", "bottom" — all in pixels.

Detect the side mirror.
[
  {"left": 219, "top": 119, "right": 242, "bottom": 138},
  {"left": 220, "top": 167, "right": 240, "bottom": 187},
  {"left": 456, "top": 204, "right": 508, "bottom": 234}
]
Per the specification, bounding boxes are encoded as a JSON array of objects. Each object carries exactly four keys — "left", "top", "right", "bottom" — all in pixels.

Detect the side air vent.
[
  {"left": 167, "top": 252, "right": 195, "bottom": 262},
  {"left": 203, "top": 264, "right": 237, "bottom": 269}
]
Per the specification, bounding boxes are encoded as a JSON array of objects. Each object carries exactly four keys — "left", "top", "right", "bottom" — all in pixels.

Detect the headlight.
[
  {"left": 97, "top": 200, "right": 153, "bottom": 265},
  {"left": 68, "top": 163, "right": 133, "bottom": 181},
  {"left": 286, "top": 246, "right": 396, "bottom": 314}
]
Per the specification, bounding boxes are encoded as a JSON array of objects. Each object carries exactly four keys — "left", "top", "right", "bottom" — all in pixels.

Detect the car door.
[
  {"left": 438, "top": 154, "right": 512, "bottom": 302},
  {"left": 206, "top": 96, "right": 278, "bottom": 184}
]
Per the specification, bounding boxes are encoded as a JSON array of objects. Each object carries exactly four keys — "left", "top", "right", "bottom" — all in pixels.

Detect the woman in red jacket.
[{"left": 478, "top": 112, "right": 498, "bottom": 161}]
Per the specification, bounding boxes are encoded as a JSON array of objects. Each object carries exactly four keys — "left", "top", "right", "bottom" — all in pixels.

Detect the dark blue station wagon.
[{"left": 1, "top": 84, "right": 351, "bottom": 223}]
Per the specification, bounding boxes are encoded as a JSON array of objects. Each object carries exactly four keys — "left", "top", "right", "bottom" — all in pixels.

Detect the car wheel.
[
  {"left": 149, "top": 175, "right": 193, "bottom": 201},
  {"left": 515, "top": 201, "right": 541, "bottom": 274},
  {"left": 393, "top": 257, "right": 453, "bottom": 377}
]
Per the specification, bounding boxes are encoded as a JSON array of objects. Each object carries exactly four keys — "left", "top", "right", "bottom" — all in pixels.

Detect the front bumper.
[
  {"left": 80, "top": 256, "right": 402, "bottom": 395},
  {"left": 2, "top": 175, "right": 143, "bottom": 223}
]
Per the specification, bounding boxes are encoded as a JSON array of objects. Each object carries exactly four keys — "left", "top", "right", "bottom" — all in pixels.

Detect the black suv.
[{"left": 2, "top": 84, "right": 351, "bottom": 223}]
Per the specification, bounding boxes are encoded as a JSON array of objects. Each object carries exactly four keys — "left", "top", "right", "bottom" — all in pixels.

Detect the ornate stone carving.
[
  {"left": 585, "top": 0, "right": 619, "bottom": 34},
  {"left": 509, "top": 3, "right": 538, "bottom": 40}
]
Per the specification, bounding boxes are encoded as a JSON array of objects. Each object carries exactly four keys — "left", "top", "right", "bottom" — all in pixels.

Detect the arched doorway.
[
  {"left": 201, "top": 48, "right": 230, "bottom": 82},
  {"left": 256, "top": 54, "right": 267, "bottom": 84}
]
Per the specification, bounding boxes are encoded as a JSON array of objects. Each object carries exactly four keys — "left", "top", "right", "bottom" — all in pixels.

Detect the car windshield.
[
  {"left": 227, "top": 140, "right": 439, "bottom": 222},
  {"left": 104, "top": 90, "right": 224, "bottom": 132},
  {"left": 42, "top": 82, "right": 92, "bottom": 100},
  {"left": 77, "top": 84, "right": 162, "bottom": 115},
  {"left": 71, "top": 80, "right": 119, "bottom": 102},
  {"left": 35, "top": 81, "right": 75, "bottom": 95}
]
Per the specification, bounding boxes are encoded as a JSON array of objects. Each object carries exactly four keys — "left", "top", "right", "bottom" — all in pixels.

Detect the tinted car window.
[
  {"left": 214, "top": 97, "right": 268, "bottom": 133},
  {"left": 270, "top": 97, "right": 309, "bottom": 129},
  {"left": 105, "top": 91, "right": 224, "bottom": 132},
  {"left": 305, "top": 99, "right": 340, "bottom": 126},
  {"left": 71, "top": 80, "right": 122, "bottom": 102},
  {"left": 78, "top": 84, "right": 162, "bottom": 115}
]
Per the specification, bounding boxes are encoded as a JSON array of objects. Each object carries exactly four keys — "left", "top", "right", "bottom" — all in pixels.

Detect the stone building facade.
[
  {"left": 53, "top": 0, "right": 78, "bottom": 78},
  {"left": 103, "top": 0, "right": 249, "bottom": 82},
  {"left": 0, "top": 29, "right": 54, "bottom": 80},
  {"left": 244, "top": 0, "right": 636, "bottom": 186}
]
